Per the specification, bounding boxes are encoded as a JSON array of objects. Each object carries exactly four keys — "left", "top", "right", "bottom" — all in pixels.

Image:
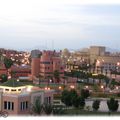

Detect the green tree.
[
  {"left": 92, "top": 100, "right": 100, "bottom": 111},
  {"left": 0, "top": 74, "right": 8, "bottom": 83},
  {"left": 43, "top": 103, "right": 53, "bottom": 115},
  {"left": 107, "top": 98, "right": 119, "bottom": 112},
  {"left": 4, "top": 58, "right": 13, "bottom": 69},
  {"left": 81, "top": 89, "right": 90, "bottom": 99},
  {"left": 4, "top": 58, "right": 13, "bottom": 77},
  {"left": 79, "top": 97, "right": 85, "bottom": 109},
  {"left": 61, "top": 90, "right": 72, "bottom": 107},
  {"left": 32, "top": 98, "right": 43, "bottom": 115},
  {"left": 53, "top": 70, "right": 60, "bottom": 83},
  {"left": 72, "top": 95, "right": 80, "bottom": 108}
]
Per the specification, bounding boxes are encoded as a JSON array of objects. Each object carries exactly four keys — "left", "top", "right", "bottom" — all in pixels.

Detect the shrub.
[
  {"left": 107, "top": 98, "right": 119, "bottom": 112},
  {"left": 92, "top": 100, "right": 100, "bottom": 111}
]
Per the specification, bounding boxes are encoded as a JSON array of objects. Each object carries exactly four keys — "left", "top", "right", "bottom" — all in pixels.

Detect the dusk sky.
[{"left": 0, "top": 0, "right": 120, "bottom": 51}]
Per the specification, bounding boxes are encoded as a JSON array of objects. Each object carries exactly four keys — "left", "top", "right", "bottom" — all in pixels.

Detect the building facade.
[
  {"left": 31, "top": 50, "right": 64, "bottom": 79},
  {"left": 0, "top": 80, "right": 54, "bottom": 115}
]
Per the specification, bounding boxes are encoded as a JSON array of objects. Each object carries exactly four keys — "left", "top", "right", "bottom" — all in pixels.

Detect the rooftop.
[{"left": 1, "top": 79, "right": 25, "bottom": 87}]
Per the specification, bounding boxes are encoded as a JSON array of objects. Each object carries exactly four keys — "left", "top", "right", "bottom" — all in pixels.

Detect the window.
[
  {"left": 44, "top": 97, "right": 51, "bottom": 104},
  {"left": 5, "top": 89, "right": 9, "bottom": 91},
  {"left": 11, "top": 89, "right": 16, "bottom": 92},
  {"left": 20, "top": 101, "right": 29, "bottom": 111},
  {"left": 23, "top": 102, "right": 25, "bottom": 110},
  {"left": 12, "top": 102, "right": 14, "bottom": 110},
  {"left": 40, "top": 61, "right": 50, "bottom": 64},
  {"left": 20, "top": 102, "right": 23, "bottom": 110},
  {"left": 44, "top": 97, "right": 48, "bottom": 104},
  {"left": 4, "top": 101, "right": 7, "bottom": 109},
  {"left": 8, "top": 102, "right": 10, "bottom": 110},
  {"left": 48, "top": 97, "right": 51, "bottom": 104},
  {"left": 4, "top": 101, "right": 14, "bottom": 111},
  {"left": 26, "top": 101, "right": 28, "bottom": 109}
]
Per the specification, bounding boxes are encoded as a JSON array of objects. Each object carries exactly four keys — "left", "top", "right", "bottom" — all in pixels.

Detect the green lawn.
[{"left": 63, "top": 109, "right": 120, "bottom": 116}]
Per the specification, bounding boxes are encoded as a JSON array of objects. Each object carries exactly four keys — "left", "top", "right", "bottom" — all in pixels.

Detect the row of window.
[
  {"left": 40, "top": 61, "right": 61, "bottom": 65},
  {"left": 20, "top": 101, "right": 28, "bottom": 111},
  {"left": 4, "top": 101, "right": 28, "bottom": 111},
  {"left": 12, "top": 71, "right": 31, "bottom": 73},
  {"left": 44, "top": 67, "right": 63, "bottom": 70},
  {"left": 5, "top": 89, "right": 21, "bottom": 92},
  {"left": 4, "top": 101, "right": 14, "bottom": 110},
  {"left": 40, "top": 62, "right": 51, "bottom": 64},
  {"left": 44, "top": 97, "right": 51, "bottom": 104}
]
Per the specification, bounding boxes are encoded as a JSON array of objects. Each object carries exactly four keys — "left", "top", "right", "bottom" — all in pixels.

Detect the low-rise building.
[{"left": 0, "top": 79, "right": 54, "bottom": 115}]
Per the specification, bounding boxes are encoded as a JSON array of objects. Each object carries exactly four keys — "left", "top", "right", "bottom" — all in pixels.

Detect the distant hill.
[{"left": 106, "top": 47, "right": 120, "bottom": 53}]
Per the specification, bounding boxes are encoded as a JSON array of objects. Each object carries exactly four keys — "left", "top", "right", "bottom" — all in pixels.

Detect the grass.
[{"left": 63, "top": 108, "right": 120, "bottom": 116}]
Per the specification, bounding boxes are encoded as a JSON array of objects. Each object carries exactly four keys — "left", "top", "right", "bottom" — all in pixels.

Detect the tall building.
[
  {"left": 31, "top": 50, "right": 64, "bottom": 80},
  {"left": 90, "top": 46, "right": 106, "bottom": 64},
  {"left": 65, "top": 46, "right": 120, "bottom": 73}
]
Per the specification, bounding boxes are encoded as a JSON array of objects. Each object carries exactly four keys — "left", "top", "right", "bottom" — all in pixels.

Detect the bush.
[
  {"left": 43, "top": 103, "right": 53, "bottom": 115},
  {"left": 79, "top": 97, "right": 85, "bottom": 109},
  {"left": 107, "top": 98, "right": 119, "bottom": 112},
  {"left": 61, "top": 90, "right": 78, "bottom": 107},
  {"left": 61, "top": 90, "right": 72, "bottom": 107},
  {"left": 53, "top": 105, "right": 65, "bottom": 115},
  {"left": 92, "top": 100, "right": 100, "bottom": 111},
  {"left": 117, "top": 93, "right": 120, "bottom": 97},
  {"left": 81, "top": 89, "right": 90, "bottom": 99},
  {"left": 0, "top": 74, "right": 8, "bottom": 83},
  {"left": 72, "top": 96, "right": 80, "bottom": 108}
]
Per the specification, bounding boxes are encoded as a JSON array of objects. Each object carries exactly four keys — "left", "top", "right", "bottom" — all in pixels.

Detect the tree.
[
  {"left": 43, "top": 103, "right": 53, "bottom": 115},
  {"left": 97, "top": 74, "right": 104, "bottom": 84},
  {"left": 79, "top": 97, "right": 85, "bottom": 109},
  {"left": 92, "top": 100, "right": 100, "bottom": 111},
  {"left": 72, "top": 95, "right": 80, "bottom": 108},
  {"left": 38, "top": 74, "right": 43, "bottom": 87},
  {"left": 61, "top": 90, "right": 72, "bottom": 107},
  {"left": 69, "top": 89, "right": 78, "bottom": 104},
  {"left": 10, "top": 71, "right": 17, "bottom": 79},
  {"left": 32, "top": 98, "right": 43, "bottom": 115},
  {"left": 4, "top": 58, "right": 13, "bottom": 77},
  {"left": 53, "top": 70, "right": 60, "bottom": 83},
  {"left": 0, "top": 74, "right": 8, "bottom": 83},
  {"left": 107, "top": 98, "right": 119, "bottom": 112},
  {"left": 4, "top": 58, "right": 13, "bottom": 70},
  {"left": 81, "top": 89, "right": 90, "bottom": 99}
]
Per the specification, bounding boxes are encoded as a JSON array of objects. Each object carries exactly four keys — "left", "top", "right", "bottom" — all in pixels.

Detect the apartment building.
[{"left": 31, "top": 50, "right": 64, "bottom": 79}]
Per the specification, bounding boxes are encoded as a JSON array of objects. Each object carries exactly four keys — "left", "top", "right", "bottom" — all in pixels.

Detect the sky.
[{"left": 0, "top": 0, "right": 120, "bottom": 51}]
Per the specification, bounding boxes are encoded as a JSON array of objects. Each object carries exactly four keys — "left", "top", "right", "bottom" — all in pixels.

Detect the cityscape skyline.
[{"left": 0, "top": 0, "right": 120, "bottom": 51}]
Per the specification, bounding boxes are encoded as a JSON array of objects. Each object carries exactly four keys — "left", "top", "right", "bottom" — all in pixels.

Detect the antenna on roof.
[
  {"left": 45, "top": 40, "right": 47, "bottom": 50},
  {"left": 52, "top": 40, "right": 54, "bottom": 50}
]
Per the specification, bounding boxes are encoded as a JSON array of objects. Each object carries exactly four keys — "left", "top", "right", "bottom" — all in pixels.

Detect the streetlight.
[
  {"left": 101, "top": 85, "right": 104, "bottom": 89},
  {"left": 59, "top": 86, "right": 62, "bottom": 90},
  {"left": 70, "top": 85, "right": 75, "bottom": 89},
  {"left": 17, "top": 79, "right": 19, "bottom": 82},
  {"left": 85, "top": 86, "right": 89, "bottom": 89}
]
